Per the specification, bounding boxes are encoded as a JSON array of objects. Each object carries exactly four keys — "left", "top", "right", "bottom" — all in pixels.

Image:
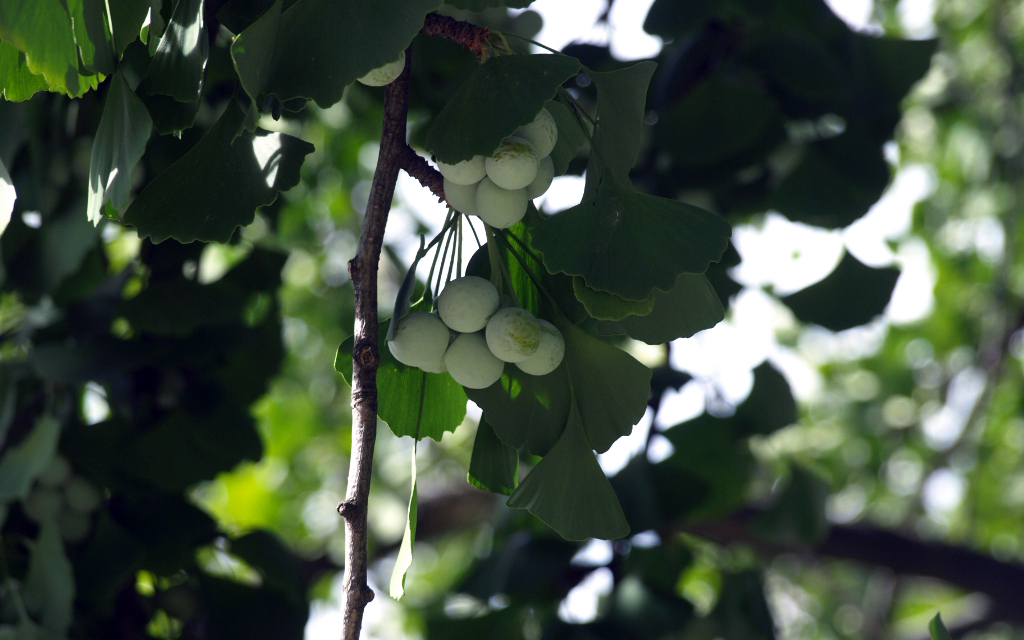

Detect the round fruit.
[
  {"left": 515, "top": 319, "right": 565, "bottom": 375},
  {"left": 486, "top": 307, "right": 540, "bottom": 363},
  {"left": 357, "top": 51, "right": 406, "bottom": 86},
  {"left": 443, "top": 178, "right": 479, "bottom": 216},
  {"left": 515, "top": 108, "right": 558, "bottom": 158},
  {"left": 527, "top": 155, "right": 555, "bottom": 199},
  {"left": 444, "top": 333, "right": 504, "bottom": 389},
  {"left": 485, "top": 136, "right": 539, "bottom": 190},
  {"left": 65, "top": 476, "right": 102, "bottom": 513},
  {"left": 437, "top": 276, "right": 500, "bottom": 333},
  {"left": 387, "top": 312, "right": 450, "bottom": 373},
  {"left": 475, "top": 177, "right": 528, "bottom": 229},
  {"left": 437, "top": 155, "right": 487, "bottom": 185}
]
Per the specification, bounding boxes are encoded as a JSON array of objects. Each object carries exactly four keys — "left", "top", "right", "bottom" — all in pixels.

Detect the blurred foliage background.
[{"left": 3, "top": 0, "right": 1024, "bottom": 638}]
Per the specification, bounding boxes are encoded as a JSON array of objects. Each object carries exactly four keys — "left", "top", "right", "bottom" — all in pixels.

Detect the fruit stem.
[
  {"left": 491, "top": 228, "right": 567, "bottom": 323},
  {"left": 500, "top": 32, "right": 565, "bottom": 56},
  {"left": 485, "top": 225, "right": 521, "bottom": 308},
  {"left": 425, "top": 209, "right": 456, "bottom": 300}
]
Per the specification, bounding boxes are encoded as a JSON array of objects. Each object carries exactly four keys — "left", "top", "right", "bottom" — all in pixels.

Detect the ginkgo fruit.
[
  {"left": 443, "top": 178, "right": 479, "bottom": 216},
  {"left": 475, "top": 177, "right": 528, "bottom": 229},
  {"left": 485, "top": 137, "right": 539, "bottom": 190},
  {"left": 357, "top": 51, "right": 406, "bottom": 86},
  {"left": 437, "top": 155, "right": 487, "bottom": 185},
  {"left": 515, "top": 319, "right": 565, "bottom": 375},
  {"left": 437, "top": 276, "right": 500, "bottom": 333},
  {"left": 515, "top": 107, "right": 558, "bottom": 158},
  {"left": 527, "top": 155, "right": 554, "bottom": 200},
  {"left": 444, "top": 332, "right": 504, "bottom": 389},
  {"left": 486, "top": 307, "right": 540, "bottom": 362},
  {"left": 387, "top": 311, "right": 450, "bottom": 373}
]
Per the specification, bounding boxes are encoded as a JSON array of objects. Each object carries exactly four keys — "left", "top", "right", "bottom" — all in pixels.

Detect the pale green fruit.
[
  {"left": 485, "top": 136, "right": 539, "bottom": 190},
  {"left": 515, "top": 319, "right": 565, "bottom": 375},
  {"left": 37, "top": 455, "right": 71, "bottom": 487},
  {"left": 357, "top": 51, "right": 406, "bottom": 86},
  {"left": 486, "top": 307, "right": 540, "bottom": 363},
  {"left": 475, "top": 177, "right": 528, "bottom": 229},
  {"left": 515, "top": 108, "right": 558, "bottom": 158},
  {"left": 437, "top": 155, "right": 486, "bottom": 185},
  {"left": 58, "top": 510, "right": 92, "bottom": 542},
  {"left": 444, "top": 333, "right": 504, "bottom": 389},
  {"left": 388, "top": 311, "right": 450, "bottom": 373},
  {"left": 527, "top": 155, "right": 555, "bottom": 199},
  {"left": 24, "top": 486, "right": 64, "bottom": 522},
  {"left": 443, "top": 178, "right": 479, "bottom": 216},
  {"left": 437, "top": 276, "right": 500, "bottom": 333},
  {"left": 65, "top": 476, "right": 102, "bottom": 513}
]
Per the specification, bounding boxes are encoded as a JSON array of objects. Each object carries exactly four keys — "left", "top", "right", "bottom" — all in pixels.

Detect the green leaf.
[
  {"left": 0, "top": 41, "right": 50, "bottom": 101},
  {"left": 733, "top": 361, "right": 796, "bottom": 437},
  {"left": 0, "top": 415, "right": 60, "bottom": 504},
  {"left": 107, "top": 0, "right": 150, "bottom": 56},
  {"left": 929, "top": 614, "right": 954, "bottom": 640},
  {"left": 0, "top": 0, "right": 84, "bottom": 96},
  {"left": 712, "top": 571, "right": 775, "bottom": 640},
  {"left": 139, "top": 0, "right": 208, "bottom": 101},
  {"left": 87, "top": 71, "right": 153, "bottom": 225},
  {"left": 464, "top": 362, "right": 571, "bottom": 456},
  {"left": 247, "top": 0, "right": 440, "bottom": 108},
  {"left": 643, "top": 0, "right": 722, "bottom": 37},
  {"left": 573, "top": 276, "right": 654, "bottom": 321},
  {"left": 390, "top": 446, "right": 418, "bottom": 600},
  {"left": 597, "top": 273, "right": 724, "bottom": 343},
  {"left": 741, "top": 27, "right": 846, "bottom": 102},
  {"left": 23, "top": 521, "right": 75, "bottom": 635},
  {"left": 655, "top": 77, "right": 781, "bottom": 167},
  {"left": 780, "top": 251, "right": 900, "bottom": 331},
  {"left": 67, "top": 0, "right": 115, "bottom": 75},
  {"left": 387, "top": 236, "right": 428, "bottom": 342},
  {"left": 545, "top": 99, "right": 585, "bottom": 176},
  {"left": 336, "top": 327, "right": 469, "bottom": 441},
  {"left": 230, "top": 0, "right": 282, "bottom": 109},
  {"left": 660, "top": 415, "right": 752, "bottom": 520},
  {"left": 468, "top": 416, "right": 518, "bottom": 495},
  {"left": 507, "top": 402, "right": 629, "bottom": 540},
  {"left": 123, "top": 102, "right": 314, "bottom": 243},
  {"left": 532, "top": 176, "right": 732, "bottom": 301},
  {"left": 584, "top": 61, "right": 657, "bottom": 195},
  {"left": 426, "top": 54, "right": 581, "bottom": 164},
  {"left": 559, "top": 318, "right": 651, "bottom": 454},
  {"left": 0, "top": 155, "right": 13, "bottom": 236}
]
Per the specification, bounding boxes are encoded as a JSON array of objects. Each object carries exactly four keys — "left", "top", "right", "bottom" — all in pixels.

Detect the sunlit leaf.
[
  {"left": 507, "top": 402, "right": 629, "bottom": 540},
  {"left": 123, "top": 102, "right": 314, "bottom": 243},
  {"left": 597, "top": 273, "right": 724, "bottom": 343},
  {"left": 559, "top": 318, "right": 651, "bottom": 454},
  {"left": 244, "top": 0, "right": 440, "bottom": 108},
  {"left": 390, "top": 446, "right": 417, "bottom": 600},
  {"left": 532, "top": 176, "right": 731, "bottom": 301},
  {"left": 107, "top": 0, "right": 150, "bottom": 56},
  {"left": 87, "top": 71, "right": 153, "bottom": 225},
  {"left": 573, "top": 276, "right": 654, "bottom": 321},
  {"left": 426, "top": 54, "right": 581, "bottom": 164},
  {"left": 0, "top": 0, "right": 83, "bottom": 96},
  {"left": 0, "top": 41, "right": 50, "bottom": 101},
  {"left": 780, "top": 251, "right": 900, "bottom": 331},
  {"left": 584, "top": 61, "right": 657, "bottom": 195},
  {"left": 139, "top": 0, "right": 208, "bottom": 101},
  {"left": 468, "top": 416, "right": 518, "bottom": 495},
  {"left": 23, "top": 521, "right": 75, "bottom": 635},
  {"left": 929, "top": 614, "right": 954, "bottom": 640}
]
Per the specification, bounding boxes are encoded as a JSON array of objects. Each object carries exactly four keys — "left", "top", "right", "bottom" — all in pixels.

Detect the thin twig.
[
  {"left": 339, "top": 47, "right": 413, "bottom": 640},
  {"left": 422, "top": 13, "right": 491, "bottom": 57}
]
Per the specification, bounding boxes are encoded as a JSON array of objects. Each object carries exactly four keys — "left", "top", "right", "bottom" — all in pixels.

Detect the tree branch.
[
  {"left": 422, "top": 13, "right": 490, "bottom": 57},
  {"left": 340, "top": 49, "right": 413, "bottom": 640},
  {"left": 398, "top": 145, "right": 445, "bottom": 203}
]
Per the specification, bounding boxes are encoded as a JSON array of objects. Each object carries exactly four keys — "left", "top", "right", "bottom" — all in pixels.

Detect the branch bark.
[{"left": 339, "top": 50, "right": 412, "bottom": 640}]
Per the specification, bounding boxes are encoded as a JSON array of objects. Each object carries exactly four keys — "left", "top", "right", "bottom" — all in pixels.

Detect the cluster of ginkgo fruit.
[
  {"left": 436, "top": 107, "right": 558, "bottom": 229},
  {"left": 388, "top": 276, "right": 564, "bottom": 389},
  {"left": 23, "top": 454, "right": 103, "bottom": 542}
]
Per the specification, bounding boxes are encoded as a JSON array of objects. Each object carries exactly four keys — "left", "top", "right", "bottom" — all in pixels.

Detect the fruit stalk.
[{"left": 339, "top": 47, "right": 412, "bottom": 640}]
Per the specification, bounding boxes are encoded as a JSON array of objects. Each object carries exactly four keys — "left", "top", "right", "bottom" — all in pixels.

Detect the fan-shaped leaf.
[
  {"left": 574, "top": 276, "right": 654, "bottom": 321},
  {"left": 532, "top": 177, "right": 731, "bottom": 301},
  {"left": 507, "top": 403, "right": 629, "bottom": 540},
  {"left": 780, "top": 251, "right": 900, "bottom": 331},
  {"left": 585, "top": 61, "right": 657, "bottom": 195},
  {"left": 0, "top": 0, "right": 85, "bottom": 96},
  {"left": 468, "top": 417, "right": 519, "bottom": 496},
  {"left": 597, "top": 273, "right": 724, "bottom": 343},
  {"left": 426, "top": 54, "right": 581, "bottom": 164},
  {"left": 546, "top": 99, "right": 586, "bottom": 176},
  {"left": 139, "top": 0, "right": 208, "bottom": 101},
  {"left": 0, "top": 41, "right": 50, "bottom": 101}
]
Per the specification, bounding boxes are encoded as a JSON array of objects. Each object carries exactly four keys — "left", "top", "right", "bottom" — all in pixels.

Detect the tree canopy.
[{"left": 0, "top": 0, "right": 1022, "bottom": 639}]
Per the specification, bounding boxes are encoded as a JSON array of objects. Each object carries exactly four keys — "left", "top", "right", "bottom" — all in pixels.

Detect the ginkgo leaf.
[
  {"left": 597, "top": 273, "right": 724, "bottom": 343},
  {"left": 507, "top": 402, "right": 629, "bottom": 541},
  {"left": 87, "top": 71, "right": 153, "bottom": 225},
  {"left": 139, "top": 0, "right": 208, "bottom": 101},
  {"left": 390, "top": 446, "right": 417, "bottom": 600}
]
